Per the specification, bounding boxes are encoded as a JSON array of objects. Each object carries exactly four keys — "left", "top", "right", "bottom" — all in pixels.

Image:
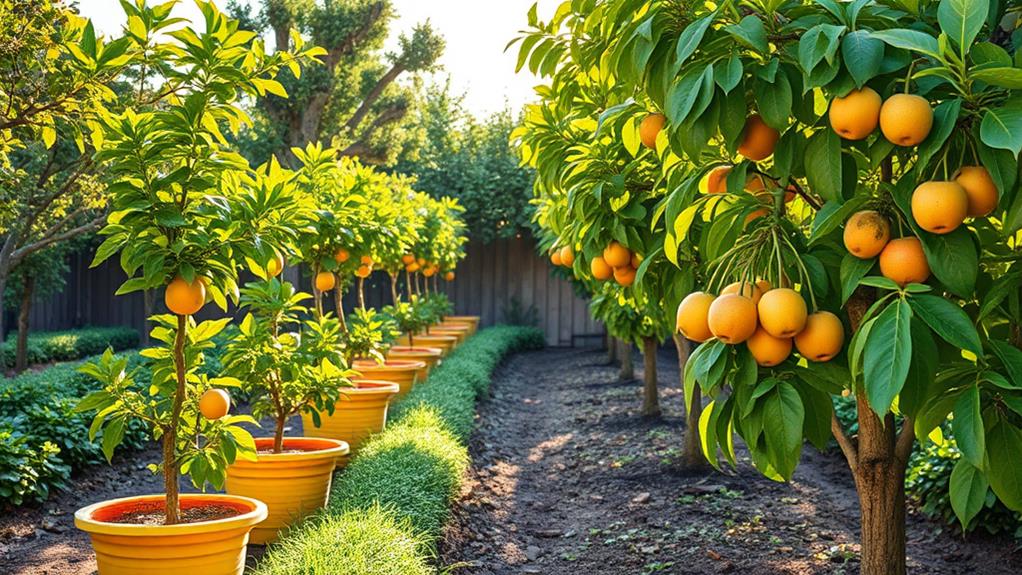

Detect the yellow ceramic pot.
[
  {"left": 395, "top": 333, "right": 458, "bottom": 356},
  {"left": 74, "top": 493, "right": 267, "bottom": 575},
  {"left": 429, "top": 327, "right": 468, "bottom": 344},
  {"left": 444, "top": 315, "right": 480, "bottom": 335},
  {"left": 225, "top": 437, "right": 348, "bottom": 545},
  {"left": 300, "top": 380, "right": 399, "bottom": 453},
  {"left": 387, "top": 346, "right": 443, "bottom": 381},
  {"left": 351, "top": 359, "right": 426, "bottom": 397}
]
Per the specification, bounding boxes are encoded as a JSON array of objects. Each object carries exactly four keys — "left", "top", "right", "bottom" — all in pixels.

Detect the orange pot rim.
[
  {"left": 345, "top": 379, "right": 401, "bottom": 396},
  {"left": 445, "top": 315, "right": 480, "bottom": 322},
  {"left": 408, "top": 333, "right": 458, "bottom": 340},
  {"left": 249, "top": 437, "right": 349, "bottom": 462},
  {"left": 352, "top": 359, "right": 427, "bottom": 371},
  {"left": 75, "top": 493, "right": 267, "bottom": 537},
  {"left": 389, "top": 346, "right": 443, "bottom": 356}
]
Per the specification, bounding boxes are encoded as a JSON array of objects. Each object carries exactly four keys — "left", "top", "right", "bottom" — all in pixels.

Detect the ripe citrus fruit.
[
  {"left": 199, "top": 389, "right": 230, "bottom": 420},
  {"left": 954, "top": 166, "right": 998, "bottom": 217},
  {"left": 879, "top": 94, "right": 933, "bottom": 146},
  {"left": 550, "top": 250, "right": 563, "bottom": 266},
  {"left": 422, "top": 265, "right": 436, "bottom": 277},
  {"left": 315, "top": 271, "right": 336, "bottom": 292},
  {"left": 360, "top": 255, "right": 373, "bottom": 266},
  {"left": 755, "top": 279, "right": 772, "bottom": 293},
  {"left": 640, "top": 113, "right": 666, "bottom": 149},
  {"left": 879, "top": 237, "right": 930, "bottom": 286},
  {"left": 829, "top": 87, "right": 881, "bottom": 140},
  {"left": 335, "top": 248, "right": 350, "bottom": 264},
  {"left": 356, "top": 264, "right": 372, "bottom": 278},
  {"left": 591, "top": 256, "right": 613, "bottom": 280},
  {"left": 406, "top": 262, "right": 421, "bottom": 272},
  {"left": 707, "top": 293, "right": 759, "bottom": 344},
  {"left": 843, "top": 210, "right": 890, "bottom": 259},
  {"left": 614, "top": 266, "right": 636, "bottom": 287},
  {"left": 444, "top": 271, "right": 455, "bottom": 281},
  {"left": 165, "top": 276, "right": 206, "bottom": 316},
  {"left": 757, "top": 288, "right": 807, "bottom": 338},
  {"left": 266, "top": 252, "right": 284, "bottom": 277},
  {"left": 560, "top": 246, "right": 575, "bottom": 266},
  {"left": 676, "top": 292, "right": 716, "bottom": 342},
  {"left": 417, "top": 257, "right": 426, "bottom": 267},
  {"left": 794, "top": 311, "right": 845, "bottom": 362},
  {"left": 603, "top": 241, "right": 632, "bottom": 268},
  {"left": 738, "top": 114, "right": 780, "bottom": 161},
  {"left": 721, "top": 281, "right": 764, "bottom": 305},
  {"left": 744, "top": 208, "right": 770, "bottom": 227},
  {"left": 911, "top": 181, "right": 968, "bottom": 234},
  {"left": 401, "top": 253, "right": 415, "bottom": 265},
  {"left": 630, "top": 252, "right": 642, "bottom": 269},
  {"left": 705, "top": 166, "right": 731, "bottom": 194},
  {"left": 746, "top": 327, "right": 792, "bottom": 367}
]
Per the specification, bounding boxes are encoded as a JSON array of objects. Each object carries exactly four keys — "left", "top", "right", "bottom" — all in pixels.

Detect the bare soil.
[
  {"left": 439, "top": 347, "right": 1021, "bottom": 575},
  {"left": 106, "top": 503, "right": 243, "bottom": 526}
]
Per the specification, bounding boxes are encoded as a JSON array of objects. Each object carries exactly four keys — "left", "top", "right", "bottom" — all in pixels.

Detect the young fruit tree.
[{"left": 514, "top": 0, "right": 1022, "bottom": 572}]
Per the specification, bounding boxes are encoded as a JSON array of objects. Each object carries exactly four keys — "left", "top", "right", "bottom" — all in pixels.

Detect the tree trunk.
[
  {"left": 164, "top": 314, "right": 188, "bottom": 524},
  {"left": 334, "top": 288, "right": 347, "bottom": 332},
  {"left": 358, "top": 277, "right": 366, "bottom": 310},
  {"left": 641, "top": 336, "right": 660, "bottom": 417},
  {"left": 618, "top": 339, "right": 634, "bottom": 380},
  {"left": 0, "top": 236, "right": 13, "bottom": 365},
  {"left": 312, "top": 283, "right": 324, "bottom": 320},
  {"left": 142, "top": 289, "right": 155, "bottom": 345},
  {"left": 673, "top": 334, "right": 707, "bottom": 468},
  {"left": 406, "top": 270, "right": 414, "bottom": 297},
  {"left": 273, "top": 416, "right": 286, "bottom": 454},
  {"left": 390, "top": 272, "right": 400, "bottom": 304},
  {"left": 607, "top": 333, "right": 618, "bottom": 364},
  {"left": 14, "top": 276, "right": 34, "bottom": 373}
]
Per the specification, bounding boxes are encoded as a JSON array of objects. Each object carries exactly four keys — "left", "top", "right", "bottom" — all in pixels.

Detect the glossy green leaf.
[
  {"left": 950, "top": 459, "right": 989, "bottom": 529},
  {"left": 841, "top": 30, "right": 884, "bottom": 87},
  {"left": 908, "top": 294, "right": 982, "bottom": 355},
  {"left": 863, "top": 299, "right": 912, "bottom": 417},
  {"left": 937, "top": 0, "right": 989, "bottom": 53},
  {"left": 953, "top": 385, "right": 986, "bottom": 468},
  {"left": 981, "top": 100, "right": 1022, "bottom": 156}
]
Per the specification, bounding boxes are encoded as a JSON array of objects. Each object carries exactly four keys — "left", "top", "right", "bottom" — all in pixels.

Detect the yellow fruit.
[
  {"left": 614, "top": 266, "right": 636, "bottom": 287},
  {"left": 315, "top": 271, "right": 336, "bottom": 292},
  {"left": 746, "top": 327, "right": 792, "bottom": 367},
  {"left": 591, "top": 256, "right": 613, "bottom": 281},
  {"left": 843, "top": 210, "right": 890, "bottom": 259},
  {"left": 721, "top": 281, "right": 764, "bottom": 305},
  {"left": 880, "top": 94, "right": 933, "bottom": 146},
  {"left": 550, "top": 250, "right": 563, "bottom": 266},
  {"left": 954, "top": 166, "right": 999, "bottom": 217},
  {"left": 444, "top": 271, "right": 456, "bottom": 281},
  {"left": 356, "top": 265, "right": 372, "bottom": 278},
  {"left": 676, "top": 292, "right": 716, "bottom": 342},
  {"left": 879, "top": 237, "right": 930, "bottom": 286},
  {"left": 603, "top": 241, "right": 632, "bottom": 268},
  {"left": 706, "top": 166, "right": 731, "bottom": 194},
  {"left": 829, "top": 87, "right": 882, "bottom": 140},
  {"left": 911, "top": 181, "right": 968, "bottom": 235},
  {"left": 198, "top": 389, "right": 230, "bottom": 420},
  {"left": 164, "top": 276, "right": 206, "bottom": 316},
  {"left": 738, "top": 114, "right": 780, "bottom": 161},
  {"left": 794, "top": 311, "right": 845, "bottom": 362},
  {"left": 757, "top": 288, "right": 807, "bottom": 338},
  {"left": 335, "top": 248, "right": 350, "bottom": 264},
  {"left": 401, "top": 253, "right": 415, "bottom": 265},
  {"left": 560, "top": 246, "right": 575, "bottom": 266},
  {"left": 266, "top": 253, "right": 284, "bottom": 277},
  {"left": 707, "top": 294, "right": 759, "bottom": 344},
  {"left": 640, "top": 113, "right": 666, "bottom": 149}
]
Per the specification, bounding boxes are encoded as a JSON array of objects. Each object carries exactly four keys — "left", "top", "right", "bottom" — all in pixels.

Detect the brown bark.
[
  {"left": 14, "top": 276, "right": 34, "bottom": 373},
  {"left": 273, "top": 416, "right": 286, "bottom": 455},
  {"left": 164, "top": 314, "right": 188, "bottom": 524},
  {"left": 333, "top": 287, "right": 347, "bottom": 332},
  {"left": 390, "top": 272, "right": 400, "bottom": 304},
  {"left": 641, "top": 337, "right": 660, "bottom": 417},
  {"left": 607, "top": 333, "right": 618, "bottom": 363},
  {"left": 674, "top": 334, "right": 707, "bottom": 469},
  {"left": 618, "top": 338, "right": 634, "bottom": 380},
  {"left": 358, "top": 277, "right": 367, "bottom": 310}
]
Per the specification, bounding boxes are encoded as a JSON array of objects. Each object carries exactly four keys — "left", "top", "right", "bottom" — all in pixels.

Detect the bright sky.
[{"left": 76, "top": 0, "right": 560, "bottom": 118}]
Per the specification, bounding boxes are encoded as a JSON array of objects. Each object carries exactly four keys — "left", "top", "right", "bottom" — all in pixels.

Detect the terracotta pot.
[
  {"left": 75, "top": 493, "right": 267, "bottom": 575},
  {"left": 395, "top": 333, "right": 458, "bottom": 356},
  {"left": 444, "top": 315, "right": 480, "bottom": 335},
  {"left": 386, "top": 346, "right": 443, "bottom": 381},
  {"left": 225, "top": 437, "right": 348, "bottom": 545},
  {"left": 351, "top": 359, "right": 426, "bottom": 397},
  {"left": 300, "top": 380, "right": 399, "bottom": 453}
]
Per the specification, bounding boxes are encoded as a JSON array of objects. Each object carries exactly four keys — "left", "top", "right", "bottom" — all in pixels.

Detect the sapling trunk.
[
  {"left": 673, "top": 335, "right": 707, "bottom": 469},
  {"left": 641, "top": 336, "right": 660, "bottom": 417},
  {"left": 390, "top": 272, "right": 399, "bottom": 304},
  {"left": 273, "top": 416, "right": 286, "bottom": 454},
  {"left": 405, "top": 270, "right": 414, "bottom": 296},
  {"left": 312, "top": 283, "right": 323, "bottom": 320},
  {"left": 14, "top": 275, "right": 34, "bottom": 373},
  {"left": 164, "top": 313, "right": 188, "bottom": 524},
  {"left": 333, "top": 287, "right": 347, "bottom": 332},
  {"left": 607, "top": 333, "right": 618, "bottom": 364},
  {"left": 618, "top": 338, "right": 634, "bottom": 380},
  {"left": 358, "top": 277, "right": 366, "bottom": 310}
]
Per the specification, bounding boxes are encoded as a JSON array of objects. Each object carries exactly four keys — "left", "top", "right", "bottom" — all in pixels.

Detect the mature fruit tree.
[{"left": 515, "top": 0, "right": 1022, "bottom": 573}]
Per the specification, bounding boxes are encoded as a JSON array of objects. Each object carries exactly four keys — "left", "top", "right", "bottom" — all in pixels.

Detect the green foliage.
[
  {"left": 255, "top": 326, "right": 543, "bottom": 574},
  {"left": 381, "top": 299, "right": 427, "bottom": 339},
  {"left": 344, "top": 307, "right": 398, "bottom": 363},
  {"left": 0, "top": 430, "right": 67, "bottom": 506},
  {"left": 0, "top": 326, "right": 139, "bottom": 367}
]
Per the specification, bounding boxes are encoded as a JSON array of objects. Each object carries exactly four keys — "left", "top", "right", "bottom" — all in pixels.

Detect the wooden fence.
[{"left": 8, "top": 234, "right": 603, "bottom": 347}]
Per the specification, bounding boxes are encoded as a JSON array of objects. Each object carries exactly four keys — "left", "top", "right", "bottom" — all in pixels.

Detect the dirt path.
[{"left": 440, "top": 347, "right": 1020, "bottom": 575}]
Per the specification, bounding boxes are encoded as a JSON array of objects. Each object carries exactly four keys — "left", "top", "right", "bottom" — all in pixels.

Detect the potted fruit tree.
[
  {"left": 221, "top": 278, "right": 352, "bottom": 544},
  {"left": 72, "top": 4, "right": 324, "bottom": 572},
  {"left": 382, "top": 298, "right": 443, "bottom": 384}
]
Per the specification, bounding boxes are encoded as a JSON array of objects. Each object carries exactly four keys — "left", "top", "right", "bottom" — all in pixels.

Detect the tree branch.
[
  {"left": 343, "top": 64, "right": 404, "bottom": 133},
  {"left": 831, "top": 410, "right": 858, "bottom": 474},
  {"left": 894, "top": 416, "right": 916, "bottom": 465},
  {"left": 10, "top": 214, "right": 105, "bottom": 266}
]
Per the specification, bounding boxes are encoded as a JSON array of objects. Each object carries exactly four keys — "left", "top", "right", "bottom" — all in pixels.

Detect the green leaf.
[
  {"left": 757, "top": 74, "right": 793, "bottom": 131},
  {"left": 840, "top": 253, "right": 874, "bottom": 304},
  {"left": 971, "top": 67, "right": 1022, "bottom": 88},
  {"left": 805, "top": 129, "right": 843, "bottom": 202},
  {"left": 101, "top": 417, "right": 126, "bottom": 463},
  {"left": 907, "top": 294, "right": 982, "bottom": 355},
  {"left": 915, "top": 99, "right": 962, "bottom": 174},
  {"left": 953, "top": 385, "right": 986, "bottom": 469},
  {"left": 937, "top": 0, "right": 989, "bottom": 53},
  {"left": 986, "top": 420, "right": 1022, "bottom": 512},
  {"left": 917, "top": 227, "right": 978, "bottom": 297},
  {"left": 981, "top": 100, "right": 1022, "bottom": 156},
  {"left": 989, "top": 340, "right": 1022, "bottom": 388},
  {"left": 666, "top": 65, "right": 712, "bottom": 125},
  {"left": 725, "top": 15, "right": 768, "bottom": 53},
  {"left": 761, "top": 382, "right": 804, "bottom": 481},
  {"left": 715, "top": 54, "right": 743, "bottom": 94},
  {"left": 798, "top": 24, "right": 846, "bottom": 74},
  {"left": 863, "top": 299, "right": 912, "bottom": 417},
  {"left": 676, "top": 15, "right": 713, "bottom": 65},
  {"left": 870, "top": 28, "right": 940, "bottom": 58},
  {"left": 841, "top": 30, "right": 884, "bottom": 87},
  {"left": 950, "top": 459, "right": 989, "bottom": 529}
]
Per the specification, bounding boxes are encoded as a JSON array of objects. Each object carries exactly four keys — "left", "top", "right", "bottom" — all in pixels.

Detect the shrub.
[
  {"left": 0, "top": 430, "right": 69, "bottom": 505},
  {"left": 0, "top": 326, "right": 139, "bottom": 367},
  {"left": 255, "top": 325, "right": 544, "bottom": 574}
]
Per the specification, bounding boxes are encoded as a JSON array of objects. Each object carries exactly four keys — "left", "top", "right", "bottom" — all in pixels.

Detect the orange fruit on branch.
[
  {"left": 356, "top": 265, "right": 372, "bottom": 278},
  {"left": 401, "top": 253, "right": 415, "bottom": 265},
  {"left": 954, "top": 166, "right": 998, "bottom": 217},
  {"left": 794, "top": 311, "right": 845, "bottom": 362},
  {"left": 705, "top": 166, "right": 731, "bottom": 194},
  {"left": 707, "top": 293, "right": 759, "bottom": 344},
  {"left": 315, "top": 271, "right": 336, "bottom": 292},
  {"left": 560, "top": 246, "right": 575, "bottom": 266},
  {"left": 613, "top": 266, "right": 636, "bottom": 287},
  {"left": 721, "top": 281, "right": 764, "bottom": 305},
  {"left": 757, "top": 288, "right": 807, "bottom": 338},
  {"left": 738, "top": 114, "right": 780, "bottom": 161},
  {"left": 879, "top": 237, "right": 930, "bottom": 286},
  {"left": 550, "top": 250, "right": 563, "bottom": 266},
  {"left": 591, "top": 256, "right": 613, "bottom": 280},
  {"left": 199, "top": 389, "right": 230, "bottom": 420},
  {"left": 843, "top": 210, "right": 890, "bottom": 259},
  {"left": 746, "top": 327, "right": 792, "bottom": 367},
  {"left": 335, "top": 248, "right": 350, "bottom": 264},
  {"left": 911, "top": 181, "right": 968, "bottom": 235},
  {"left": 676, "top": 292, "right": 716, "bottom": 342},
  {"left": 444, "top": 271, "right": 455, "bottom": 281},
  {"left": 879, "top": 94, "right": 933, "bottom": 146},
  {"left": 165, "top": 276, "right": 206, "bottom": 316},
  {"left": 828, "top": 87, "right": 882, "bottom": 141},
  {"left": 603, "top": 241, "right": 632, "bottom": 268},
  {"left": 639, "top": 113, "right": 666, "bottom": 149}
]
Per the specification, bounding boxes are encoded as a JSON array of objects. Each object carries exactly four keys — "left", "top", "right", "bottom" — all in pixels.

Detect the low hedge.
[
  {"left": 254, "top": 325, "right": 544, "bottom": 575},
  {"left": 1, "top": 326, "right": 139, "bottom": 367}
]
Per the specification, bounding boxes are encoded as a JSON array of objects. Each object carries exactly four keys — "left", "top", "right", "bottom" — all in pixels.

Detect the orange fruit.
[
  {"left": 614, "top": 266, "right": 637, "bottom": 287},
  {"left": 406, "top": 262, "right": 421, "bottom": 272},
  {"left": 356, "top": 264, "right": 372, "bottom": 278},
  {"left": 550, "top": 250, "right": 563, "bottom": 266},
  {"left": 266, "top": 252, "right": 284, "bottom": 277},
  {"left": 745, "top": 174, "right": 768, "bottom": 196},
  {"left": 591, "top": 256, "right": 613, "bottom": 280},
  {"left": 794, "top": 311, "right": 845, "bottom": 362},
  {"left": 603, "top": 241, "right": 632, "bottom": 268},
  {"left": 911, "top": 181, "right": 968, "bottom": 235},
  {"left": 707, "top": 293, "right": 759, "bottom": 344},
  {"left": 444, "top": 271, "right": 456, "bottom": 281},
  {"left": 757, "top": 288, "right": 807, "bottom": 338},
  {"left": 560, "top": 246, "right": 575, "bottom": 266},
  {"left": 744, "top": 208, "right": 770, "bottom": 227},
  {"left": 879, "top": 94, "right": 933, "bottom": 146},
  {"left": 784, "top": 184, "right": 797, "bottom": 203},
  {"left": 165, "top": 276, "right": 206, "bottom": 316},
  {"left": 706, "top": 166, "right": 731, "bottom": 194},
  {"left": 198, "top": 389, "right": 230, "bottom": 420},
  {"left": 640, "top": 113, "right": 666, "bottom": 149},
  {"left": 954, "top": 166, "right": 998, "bottom": 217},
  {"left": 676, "top": 292, "right": 716, "bottom": 342},
  {"left": 755, "top": 279, "right": 772, "bottom": 293},
  {"left": 738, "top": 114, "right": 780, "bottom": 161},
  {"left": 335, "top": 248, "right": 350, "bottom": 264},
  {"left": 828, "top": 87, "right": 882, "bottom": 140},
  {"left": 630, "top": 252, "right": 642, "bottom": 269},
  {"left": 879, "top": 237, "right": 930, "bottom": 286},
  {"left": 422, "top": 266, "right": 437, "bottom": 278},
  {"left": 401, "top": 253, "right": 415, "bottom": 265},
  {"left": 746, "top": 327, "right": 792, "bottom": 367},
  {"left": 315, "top": 271, "right": 336, "bottom": 292},
  {"left": 843, "top": 210, "right": 890, "bottom": 259},
  {"left": 721, "top": 281, "right": 764, "bottom": 305},
  {"left": 360, "top": 255, "right": 373, "bottom": 266},
  {"left": 417, "top": 257, "right": 427, "bottom": 267}
]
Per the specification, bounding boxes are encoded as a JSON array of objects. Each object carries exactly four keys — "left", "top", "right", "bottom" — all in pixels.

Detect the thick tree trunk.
[
  {"left": 273, "top": 416, "right": 286, "bottom": 455},
  {"left": 14, "top": 276, "right": 34, "bottom": 373},
  {"left": 618, "top": 338, "right": 634, "bottom": 380},
  {"left": 641, "top": 336, "right": 660, "bottom": 417},
  {"left": 673, "top": 334, "right": 707, "bottom": 468}
]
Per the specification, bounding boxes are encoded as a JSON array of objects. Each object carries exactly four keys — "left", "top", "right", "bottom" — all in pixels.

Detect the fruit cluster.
[{"left": 588, "top": 241, "right": 641, "bottom": 287}]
